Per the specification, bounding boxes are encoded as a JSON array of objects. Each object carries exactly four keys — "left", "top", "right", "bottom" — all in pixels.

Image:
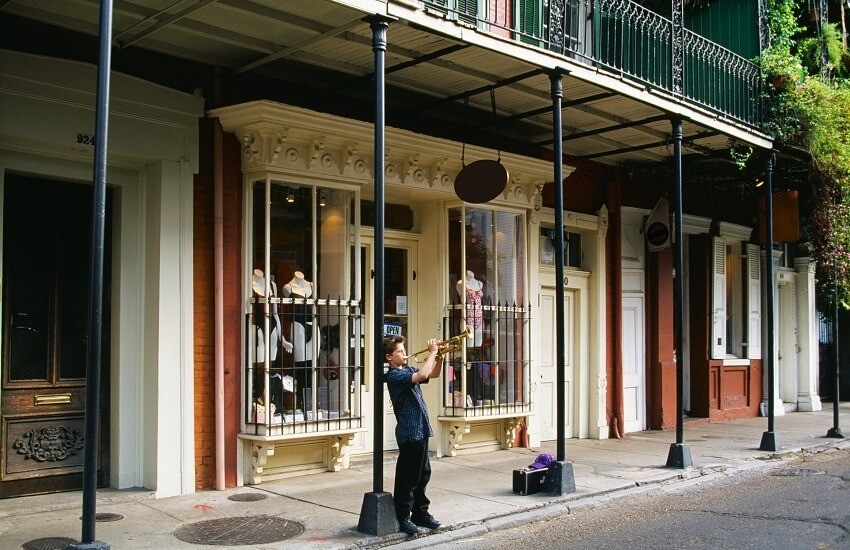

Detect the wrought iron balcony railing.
[{"left": 423, "top": 0, "right": 762, "bottom": 128}]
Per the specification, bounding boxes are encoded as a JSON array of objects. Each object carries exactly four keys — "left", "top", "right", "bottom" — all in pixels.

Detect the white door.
[
  {"left": 777, "top": 280, "right": 798, "bottom": 404},
  {"left": 362, "top": 240, "right": 416, "bottom": 452},
  {"left": 621, "top": 296, "right": 646, "bottom": 432},
  {"left": 539, "top": 286, "right": 576, "bottom": 440}
]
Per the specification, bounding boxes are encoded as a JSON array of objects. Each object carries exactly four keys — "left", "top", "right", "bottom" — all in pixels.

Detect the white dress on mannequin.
[{"left": 456, "top": 270, "right": 484, "bottom": 347}]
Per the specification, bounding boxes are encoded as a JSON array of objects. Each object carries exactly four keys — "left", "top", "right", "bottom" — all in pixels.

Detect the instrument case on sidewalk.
[{"left": 512, "top": 467, "right": 547, "bottom": 495}]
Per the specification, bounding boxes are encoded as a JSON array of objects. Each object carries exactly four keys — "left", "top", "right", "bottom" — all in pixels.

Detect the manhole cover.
[
  {"left": 771, "top": 468, "right": 826, "bottom": 477},
  {"left": 22, "top": 537, "right": 77, "bottom": 550},
  {"left": 78, "top": 512, "right": 124, "bottom": 522},
  {"left": 173, "top": 515, "right": 304, "bottom": 546},
  {"left": 227, "top": 492, "right": 268, "bottom": 502}
]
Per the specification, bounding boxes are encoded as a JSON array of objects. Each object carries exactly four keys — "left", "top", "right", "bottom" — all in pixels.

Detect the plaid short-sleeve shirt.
[{"left": 385, "top": 366, "right": 433, "bottom": 444}]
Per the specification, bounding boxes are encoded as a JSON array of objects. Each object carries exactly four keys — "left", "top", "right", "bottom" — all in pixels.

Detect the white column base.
[
  {"left": 760, "top": 399, "right": 786, "bottom": 417},
  {"left": 797, "top": 394, "right": 823, "bottom": 412}
]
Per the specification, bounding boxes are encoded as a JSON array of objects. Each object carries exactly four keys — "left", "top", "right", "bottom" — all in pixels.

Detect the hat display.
[
  {"left": 528, "top": 453, "right": 555, "bottom": 470},
  {"left": 251, "top": 268, "right": 266, "bottom": 297}
]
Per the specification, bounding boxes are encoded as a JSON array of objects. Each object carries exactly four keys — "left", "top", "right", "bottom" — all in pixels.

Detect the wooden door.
[
  {"left": 621, "top": 295, "right": 646, "bottom": 432},
  {"left": 1, "top": 175, "right": 111, "bottom": 498}
]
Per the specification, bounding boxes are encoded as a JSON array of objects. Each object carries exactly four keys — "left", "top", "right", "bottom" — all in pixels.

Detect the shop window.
[
  {"left": 444, "top": 206, "right": 531, "bottom": 416},
  {"left": 539, "top": 227, "right": 582, "bottom": 268},
  {"left": 711, "top": 237, "right": 761, "bottom": 360},
  {"left": 245, "top": 179, "right": 364, "bottom": 436}
]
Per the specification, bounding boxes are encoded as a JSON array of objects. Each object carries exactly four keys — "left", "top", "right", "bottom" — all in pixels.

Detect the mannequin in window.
[
  {"left": 282, "top": 271, "right": 320, "bottom": 410},
  {"left": 456, "top": 270, "right": 484, "bottom": 347},
  {"left": 252, "top": 268, "right": 293, "bottom": 417}
]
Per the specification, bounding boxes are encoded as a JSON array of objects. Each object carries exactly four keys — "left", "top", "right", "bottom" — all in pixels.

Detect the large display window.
[
  {"left": 245, "top": 178, "right": 363, "bottom": 436},
  {"left": 444, "top": 205, "right": 530, "bottom": 416}
]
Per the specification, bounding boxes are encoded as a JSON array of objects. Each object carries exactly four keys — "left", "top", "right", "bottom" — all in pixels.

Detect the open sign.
[{"left": 384, "top": 323, "right": 402, "bottom": 337}]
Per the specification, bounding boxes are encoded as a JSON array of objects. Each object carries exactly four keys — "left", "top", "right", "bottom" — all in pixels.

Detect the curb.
[{"left": 348, "top": 438, "right": 850, "bottom": 549}]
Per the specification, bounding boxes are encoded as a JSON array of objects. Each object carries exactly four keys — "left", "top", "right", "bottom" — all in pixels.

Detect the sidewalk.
[{"left": 2, "top": 405, "right": 848, "bottom": 550}]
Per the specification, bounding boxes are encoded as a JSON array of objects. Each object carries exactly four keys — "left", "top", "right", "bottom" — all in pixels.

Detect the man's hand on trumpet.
[{"left": 411, "top": 338, "right": 444, "bottom": 383}]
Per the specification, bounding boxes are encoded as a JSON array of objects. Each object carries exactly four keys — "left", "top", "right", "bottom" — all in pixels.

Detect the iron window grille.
[
  {"left": 441, "top": 302, "right": 532, "bottom": 416},
  {"left": 243, "top": 298, "right": 365, "bottom": 436}
]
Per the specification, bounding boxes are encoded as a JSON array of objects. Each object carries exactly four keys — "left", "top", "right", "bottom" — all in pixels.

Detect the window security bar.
[
  {"left": 243, "top": 298, "right": 365, "bottom": 436},
  {"left": 441, "top": 301, "right": 532, "bottom": 418}
]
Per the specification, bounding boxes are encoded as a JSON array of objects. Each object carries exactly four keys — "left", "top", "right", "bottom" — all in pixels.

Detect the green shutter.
[
  {"left": 519, "top": 0, "right": 543, "bottom": 45},
  {"left": 456, "top": 0, "right": 478, "bottom": 22}
]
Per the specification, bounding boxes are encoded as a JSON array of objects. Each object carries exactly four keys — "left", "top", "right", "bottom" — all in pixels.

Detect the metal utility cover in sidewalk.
[
  {"left": 22, "top": 538, "right": 78, "bottom": 550},
  {"left": 173, "top": 515, "right": 304, "bottom": 546}
]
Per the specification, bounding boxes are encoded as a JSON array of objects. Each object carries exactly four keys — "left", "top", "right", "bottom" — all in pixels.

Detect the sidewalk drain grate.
[
  {"left": 228, "top": 492, "right": 268, "bottom": 502},
  {"left": 770, "top": 468, "right": 825, "bottom": 477},
  {"left": 22, "top": 537, "right": 77, "bottom": 550},
  {"left": 173, "top": 515, "right": 304, "bottom": 546}
]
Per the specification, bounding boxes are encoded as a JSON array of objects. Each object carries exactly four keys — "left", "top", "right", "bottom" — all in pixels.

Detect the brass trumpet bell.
[{"left": 405, "top": 326, "right": 473, "bottom": 361}]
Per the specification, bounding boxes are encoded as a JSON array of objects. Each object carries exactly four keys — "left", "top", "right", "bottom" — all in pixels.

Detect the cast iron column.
[
  {"left": 665, "top": 118, "right": 693, "bottom": 469},
  {"left": 69, "top": 1, "right": 113, "bottom": 549},
  {"left": 357, "top": 17, "right": 398, "bottom": 536},
  {"left": 826, "top": 268, "right": 845, "bottom": 438},
  {"left": 759, "top": 154, "right": 780, "bottom": 451},
  {"left": 544, "top": 72, "right": 576, "bottom": 495}
]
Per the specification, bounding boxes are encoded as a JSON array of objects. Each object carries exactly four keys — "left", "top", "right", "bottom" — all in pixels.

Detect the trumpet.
[{"left": 405, "top": 326, "right": 473, "bottom": 362}]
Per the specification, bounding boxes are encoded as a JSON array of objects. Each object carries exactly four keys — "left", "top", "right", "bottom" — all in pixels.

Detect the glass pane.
[
  {"left": 496, "top": 211, "right": 524, "bottom": 305},
  {"left": 4, "top": 183, "right": 50, "bottom": 382},
  {"left": 317, "top": 187, "right": 351, "bottom": 300},
  {"left": 464, "top": 208, "right": 495, "bottom": 304},
  {"left": 58, "top": 185, "right": 94, "bottom": 380},
  {"left": 448, "top": 207, "right": 462, "bottom": 302},
  {"left": 384, "top": 247, "right": 408, "bottom": 340}
]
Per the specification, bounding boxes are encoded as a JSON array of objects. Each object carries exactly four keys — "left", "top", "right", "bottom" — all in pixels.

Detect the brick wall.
[{"left": 193, "top": 118, "right": 243, "bottom": 490}]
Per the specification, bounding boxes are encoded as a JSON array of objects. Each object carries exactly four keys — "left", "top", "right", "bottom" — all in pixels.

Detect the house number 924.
[{"left": 76, "top": 133, "right": 96, "bottom": 146}]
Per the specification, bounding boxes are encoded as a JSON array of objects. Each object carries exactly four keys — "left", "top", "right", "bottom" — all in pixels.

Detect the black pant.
[{"left": 393, "top": 438, "right": 431, "bottom": 520}]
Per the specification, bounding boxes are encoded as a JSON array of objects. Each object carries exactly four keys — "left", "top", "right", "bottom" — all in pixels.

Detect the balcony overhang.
[{"left": 2, "top": 0, "right": 772, "bottom": 164}]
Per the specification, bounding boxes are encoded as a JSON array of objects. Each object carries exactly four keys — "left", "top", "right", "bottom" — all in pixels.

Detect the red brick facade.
[{"left": 193, "top": 119, "right": 243, "bottom": 490}]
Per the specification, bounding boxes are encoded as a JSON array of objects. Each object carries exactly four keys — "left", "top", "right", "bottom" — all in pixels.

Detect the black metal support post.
[
  {"left": 826, "top": 268, "right": 845, "bottom": 438},
  {"left": 544, "top": 72, "right": 576, "bottom": 495},
  {"left": 666, "top": 117, "right": 693, "bottom": 469},
  {"left": 760, "top": 154, "right": 780, "bottom": 452},
  {"left": 68, "top": 2, "right": 113, "bottom": 549},
  {"left": 358, "top": 17, "right": 398, "bottom": 536}
]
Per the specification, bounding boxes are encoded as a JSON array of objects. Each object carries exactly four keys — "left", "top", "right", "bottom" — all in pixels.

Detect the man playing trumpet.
[{"left": 384, "top": 335, "right": 444, "bottom": 535}]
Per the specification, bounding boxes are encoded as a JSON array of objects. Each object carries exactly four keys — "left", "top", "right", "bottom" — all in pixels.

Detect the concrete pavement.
[{"left": 1, "top": 404, "right": 847, "bottom": 549}]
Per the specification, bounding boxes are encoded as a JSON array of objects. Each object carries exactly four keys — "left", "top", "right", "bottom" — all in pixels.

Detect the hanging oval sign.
[{"left": 454, "top": 159, "right": 509, "bottom": 204}]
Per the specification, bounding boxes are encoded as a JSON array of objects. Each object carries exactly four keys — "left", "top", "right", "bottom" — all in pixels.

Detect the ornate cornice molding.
[{"left": 211, "top": 100, "right": 574, "bottom": 207}]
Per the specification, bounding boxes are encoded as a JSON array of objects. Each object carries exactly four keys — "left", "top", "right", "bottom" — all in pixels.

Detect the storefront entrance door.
[{"left": 1, "top": 175, "right": 111, "bottom": 498}]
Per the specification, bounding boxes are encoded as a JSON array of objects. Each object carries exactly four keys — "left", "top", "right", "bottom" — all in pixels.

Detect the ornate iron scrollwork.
[
  {"left": 548, "top": 0, "right": 567, "bottom": 53},
  {"left": 671, "top": 0, "right": 684, "bottom": 95},
  {"left": 13, "top": 426, "right": 85, "bottom": 462}
]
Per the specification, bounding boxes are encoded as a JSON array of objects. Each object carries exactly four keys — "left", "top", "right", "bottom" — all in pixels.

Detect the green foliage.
[
  {"left": 760, "top": 1, "right": 850, "bottom": 307},
  {"left": 798, "top": 24, "right": 848, "bottom": 77}
]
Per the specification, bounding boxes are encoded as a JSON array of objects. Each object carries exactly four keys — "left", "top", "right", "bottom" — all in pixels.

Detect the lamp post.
[
  {"left": 826, "top": 266, "right": 844, "bottom": 439},
  {"left": 544, "top": 71, "right": 576, "bottom": 495},
  {"left": 68, "top": 1, "right": 113, "bottom": 549},
  {"left": 759, "top": 154, "right": 780, "bottom": 452},
  {"left": 665, "top": 117, "right": 693, "bottom": 469},
  {"left": 357, "top": 16, "right": 398, "bottom": 536}
]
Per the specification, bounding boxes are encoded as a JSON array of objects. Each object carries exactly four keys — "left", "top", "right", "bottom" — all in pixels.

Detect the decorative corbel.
[
  {"left": 328, "top": 433, "right": 355, "bottom": 472},
  {"left": 241, "top": 131, "right": 259, "bottom": 164},
  {"left": 309, "top": 136, "right": 326, "bottom": 169},
  {"left": 530, "top": 182, "right": 545, "bottom": 225},
  {"left": 247, "top": 442, "right": 275, "bottom": 485},
  {"left": 403, "top": 154, "right": 420, "bottom": 185},
  {"left": 343, "top": 142, "right": 360, "bottom": 176},
  {"left": 446, "top": 421, "right": 471, "bottom": 457},
  {"left": 431, "top": 158, "right": 451, "bottom": 189},
  {"left": 503, "top": 417, "right": 521, "bottom": 450},
  {"left": 270, "top": 130, "right": 287, "bottom": 165},
  {"left": 598, "top": 204, "right": 609, "bottom": 237}
]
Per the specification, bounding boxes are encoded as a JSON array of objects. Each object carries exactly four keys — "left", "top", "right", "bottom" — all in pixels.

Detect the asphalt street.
[{"left": 449, "top": 448, "right": 850, "bottom": 550}]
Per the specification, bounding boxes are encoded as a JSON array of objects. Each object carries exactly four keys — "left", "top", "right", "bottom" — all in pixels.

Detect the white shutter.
[
  {"left": 711, "top": 237, "right": 727, "bottom": 359},
  {"left": 746, "top": 244, "right": 762, "bottom": 359}
]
